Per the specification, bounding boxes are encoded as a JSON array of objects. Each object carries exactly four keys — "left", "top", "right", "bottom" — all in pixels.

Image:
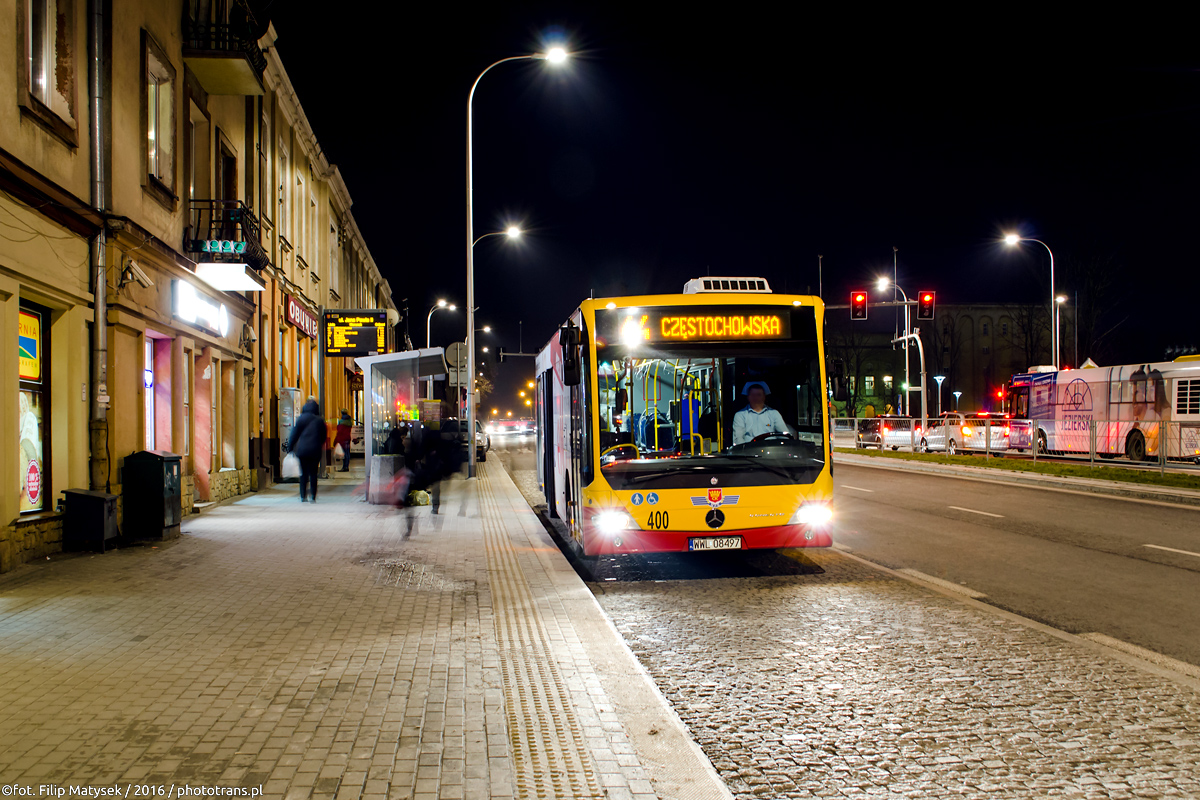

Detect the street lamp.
[
  {"left": 1055, "top": 295, "right": 1067, "bottom": 367},
  {"left": 426, "top": 300, "right": 457, "bottom": 400},
  {"left": 1003, "top": 234, "right": 1058, "bottom": 368},
  {"left": 934, "top": 375, "right": 946, "bottom": 415},
  {"left": 953, "top": 390, "right": 962, "bottom": 410},
  {"left": 877, "top": 277, "right": 911, "bottom": 416},
  {"left": 467, "top": 48, "right": 569, "bottom": 478},
  {"left": 473, "top": 226, "right": 522, "bottom": 247}
]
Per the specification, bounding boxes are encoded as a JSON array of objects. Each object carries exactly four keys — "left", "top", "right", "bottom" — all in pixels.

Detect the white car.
[{"left": 920, "top": 412, "right": 1010, "bottom": 455}]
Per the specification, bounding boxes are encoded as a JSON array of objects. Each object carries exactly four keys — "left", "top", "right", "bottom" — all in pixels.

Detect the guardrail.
[{"left": 832, "top": 416, "right": 1200, "bottom": 473}]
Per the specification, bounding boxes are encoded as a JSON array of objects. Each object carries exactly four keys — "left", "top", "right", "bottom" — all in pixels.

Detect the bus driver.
[{"left": 732, "top": 382, "right": 791, "bottom": 444}]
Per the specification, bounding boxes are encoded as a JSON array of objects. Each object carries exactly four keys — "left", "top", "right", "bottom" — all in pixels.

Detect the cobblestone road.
[{"left": 591, "top": 552, "right": 1200, "bottom": 798}]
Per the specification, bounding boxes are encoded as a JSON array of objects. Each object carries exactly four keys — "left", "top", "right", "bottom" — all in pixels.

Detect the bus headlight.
[
  {"left": 789, "top": 504, "right": 833, "bottom": 526},
  {"left": 595, "top": 510, "right": 637, "bottom": 534}
]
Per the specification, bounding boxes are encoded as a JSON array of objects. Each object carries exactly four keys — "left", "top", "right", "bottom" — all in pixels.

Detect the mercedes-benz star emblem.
[{"left": 706, "top": 508, "right": 725, "bottom": 529}]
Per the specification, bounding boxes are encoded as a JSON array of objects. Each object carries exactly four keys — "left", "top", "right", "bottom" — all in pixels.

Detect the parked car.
[
  {"left": 858, "top": 415, "right": 919, "bottom": 450},
  {"left": 920, "top": 412, "right": 1010, "bottom": 454},
  {"left": 856, "top": 417, "right": 883, "bottom": 449},
  {"left": 439, "top": 418, "right": 490, "bottom": 462}
]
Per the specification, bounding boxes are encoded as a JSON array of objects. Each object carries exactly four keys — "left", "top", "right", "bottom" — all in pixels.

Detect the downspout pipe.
[{"left": 88, "top": 0, "right": 110, "bottom": 490}]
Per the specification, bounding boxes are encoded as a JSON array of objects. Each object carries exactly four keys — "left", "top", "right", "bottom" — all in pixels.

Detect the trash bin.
[
  {"left": 61, "top": 489, "right": 119, "bottom": 552},
  {"left": 122, "top": 450, "right": 183, "bottom": 540}
]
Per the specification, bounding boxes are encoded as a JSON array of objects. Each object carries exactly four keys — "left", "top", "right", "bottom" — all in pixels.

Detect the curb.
[{"left": 834, "top": 452, "right": 1200, "bottom": 508}]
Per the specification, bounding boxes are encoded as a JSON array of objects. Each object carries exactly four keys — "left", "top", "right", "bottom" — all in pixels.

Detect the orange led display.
[{"left": 658, "top": 314, "right": 787, "bottom": 341}]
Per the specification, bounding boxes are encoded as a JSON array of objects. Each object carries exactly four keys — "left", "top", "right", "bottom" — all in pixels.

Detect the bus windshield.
[{"left": 594, "top": 339, "right": 826, "bottom": 489}]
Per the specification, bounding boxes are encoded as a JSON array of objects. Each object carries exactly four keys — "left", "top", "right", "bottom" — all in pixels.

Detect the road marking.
[
  {"left": 897, "top": 568, "right": 987, "bottom": 599},
  {"left": 1144, "top": 544, "right": 1200, "bottom": 559},
  {"left": 839, "top": 484, "right": 874, "bottom": 493},
  {"left": 831, "top": 542, "right": 853, "bottom": 553},
  {"left": 948, "top": 505, "right": 1004, "bottom": 518}
]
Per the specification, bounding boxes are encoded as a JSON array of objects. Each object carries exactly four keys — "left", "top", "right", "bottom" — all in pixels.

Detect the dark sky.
[{"left": 262, "top": 5, "right": 1199, "bottom": 410}]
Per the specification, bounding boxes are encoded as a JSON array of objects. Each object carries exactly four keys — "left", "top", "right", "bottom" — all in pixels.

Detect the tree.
[
  {"left": 1060, "top": 248, "right": 1125, "bottom": 365},
  {"left": 827, "top": 325, "right": 874, "bottom": 417},
  {"left": 1003, "top": 303, "right": 1051, "bottom": 370}
]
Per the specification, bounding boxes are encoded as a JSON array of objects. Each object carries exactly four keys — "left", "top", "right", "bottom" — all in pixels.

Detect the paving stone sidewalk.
[{"left": 0, "top": 465, "right": 703, "bottom": 800}]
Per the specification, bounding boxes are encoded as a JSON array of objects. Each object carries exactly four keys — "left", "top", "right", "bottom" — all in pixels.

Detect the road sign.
[
  {"left": 448, "top": 367, "right": 468, "bottom": 385},
  {"left": 446, "top": 341, "right": 468, "bottom": 369}
]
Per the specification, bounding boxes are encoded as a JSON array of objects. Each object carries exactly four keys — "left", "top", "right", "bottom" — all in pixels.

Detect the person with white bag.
[
  {"left": 334, "top": 409, "right": 353, "bottom": 472},
  {"left": 287, "top": 397, "right": 327, "bottom": 502}
]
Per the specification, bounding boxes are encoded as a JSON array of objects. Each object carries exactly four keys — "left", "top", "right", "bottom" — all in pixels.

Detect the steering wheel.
[
  {"left": 600, "top": 443, "right": 640, "bottom": 461},
  {"left": 750, "top": 432, "right": 797, "bottom": 444}
]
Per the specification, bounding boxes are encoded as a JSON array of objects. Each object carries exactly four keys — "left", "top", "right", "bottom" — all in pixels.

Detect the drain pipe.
[{"left": 88, "top": 0, "right": 110, "bottom": 490}]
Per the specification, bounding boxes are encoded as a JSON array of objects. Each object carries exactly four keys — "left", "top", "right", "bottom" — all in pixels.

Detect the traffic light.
[
  {"left": 497, "top": 347, "right": 506, "bottom": 362},
  {"left": 917, "top": 291, "right": 936, "bottom": 320},
  {"left": 850, "top": 291, "right": 868, "bottom": 320}
]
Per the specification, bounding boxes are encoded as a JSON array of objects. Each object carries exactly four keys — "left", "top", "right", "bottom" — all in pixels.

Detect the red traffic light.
[
  {"left": 917, "top": 290, "right": 936, "bottom": 320},
  {"left": 850, "top": 291, "right": 868, "bottom": 320}
]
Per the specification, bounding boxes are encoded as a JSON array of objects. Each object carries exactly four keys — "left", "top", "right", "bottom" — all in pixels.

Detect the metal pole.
[
  {"left": 88, "top": 0, "right": 109, "bottom": 491},
  {"left": 818, "top": 254, "right": 823, "bottom": 300},
  {"left": 466, "top": 56, "right": 536, "bottom": 479}
]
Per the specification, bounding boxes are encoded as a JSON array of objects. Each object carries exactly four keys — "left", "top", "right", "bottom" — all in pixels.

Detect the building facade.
[{"left": 0, "top": 0, "right": 395, "bottom": 573}]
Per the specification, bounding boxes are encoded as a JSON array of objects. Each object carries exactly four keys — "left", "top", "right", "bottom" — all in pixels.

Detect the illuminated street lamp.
[
  {"left": 934, "top": 375, "right": 946, "bottom": 415},
  {"left": 426, "top": 300, "right": 457, "bottom": 399},
  {"left": 1055, "top": 295, "right": 1067, "bottom": 367},
  {"left": 877, "top": 278, "right": 911, "bottom": 416},
  {"left": 473, "top": 226, "right": 522, "bottom": 247},
  {"left": 1003, "top": 234, "right": 1059, "bottom": 368},
  {"left": 466, "top": 47, "right": 570, "bottom": 478},
  {"left": 953, "top": 390, "right": 962, "bottom": 410}
]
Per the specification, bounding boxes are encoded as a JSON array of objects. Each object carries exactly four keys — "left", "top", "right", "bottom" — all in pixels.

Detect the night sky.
[{"left": 262, "top": 5, "right": 1199, "bottom": 411}]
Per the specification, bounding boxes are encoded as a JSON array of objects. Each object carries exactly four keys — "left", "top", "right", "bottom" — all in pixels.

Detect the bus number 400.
[{"left": 647, "top": 511, "right": 669, "bottom": 530}]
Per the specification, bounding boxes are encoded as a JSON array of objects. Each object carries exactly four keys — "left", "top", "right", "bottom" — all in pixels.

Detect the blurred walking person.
[
  {"left": 334, "top": 409, "right": 353, "bottom": 472},
  {"left": 289, "top": 397, "right": 327, "bottom": 502}
]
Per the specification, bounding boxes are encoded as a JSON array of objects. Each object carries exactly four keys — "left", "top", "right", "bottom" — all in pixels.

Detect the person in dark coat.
[
  {"left": 288, "top": 398, "right": 327, "bottom": 502},
  {"left": 334, "top": 409, "right": 353, "bottom": 471}
]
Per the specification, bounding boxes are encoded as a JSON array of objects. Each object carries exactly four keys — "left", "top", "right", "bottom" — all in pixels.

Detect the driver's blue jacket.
[{"left": 732, "top": 405, "right": 790, "bottom": 445}]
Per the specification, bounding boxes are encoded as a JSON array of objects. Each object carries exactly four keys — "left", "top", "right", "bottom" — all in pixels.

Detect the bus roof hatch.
[{"left": 683, "top": 277, "right": 772, "bottom": 294}]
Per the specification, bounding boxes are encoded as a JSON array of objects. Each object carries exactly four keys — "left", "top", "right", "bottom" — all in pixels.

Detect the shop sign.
[
  {"left": 174, "top": 280, "right": 230, "bottom": 336},
  {"left": 19, "top": 310, "right": 41, "bottom": 382},
  {"left": 286, "top": 294, "right": 320, "bottom": 339}
]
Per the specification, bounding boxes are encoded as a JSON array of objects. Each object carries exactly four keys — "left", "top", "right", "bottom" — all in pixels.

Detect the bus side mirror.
[
  {"left": 560, "top": 323, "right": 581, "bottom": 386},
  {"left": 830, "top": 358, "right": 848, "bottom": 403}
]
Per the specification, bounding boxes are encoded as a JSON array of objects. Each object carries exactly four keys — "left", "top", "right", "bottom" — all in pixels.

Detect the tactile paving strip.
[{"left": 479, "top": 465, "right": 604, "bottom": 799}]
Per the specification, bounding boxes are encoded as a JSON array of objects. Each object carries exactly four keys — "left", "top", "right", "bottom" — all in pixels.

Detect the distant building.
[{"left": 826, "top": 301, "right": 1052, "bottom": 417}]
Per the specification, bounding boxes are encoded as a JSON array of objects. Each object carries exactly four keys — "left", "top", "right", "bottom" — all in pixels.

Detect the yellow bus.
[{"left": 535, "top": 277, "right": 837, "bottom": 557}]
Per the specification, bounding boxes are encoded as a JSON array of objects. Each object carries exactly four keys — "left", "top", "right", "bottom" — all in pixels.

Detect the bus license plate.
[{"left": 689, "top": 536, "right": 742, "bottom": 551}]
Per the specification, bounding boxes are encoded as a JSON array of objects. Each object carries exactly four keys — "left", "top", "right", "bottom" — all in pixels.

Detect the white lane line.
[
  {"left": 839, "top": 484, "right": 875, "bottom": 493},
  {"left": 897, "top": 568, "right": 987, "bottom": 599},
  {"left": 948, "top": 505, "right": 1004, "bottom": 518},
  {"left": 1144, "top": 544, "right": 1200, "bottom": 559}
]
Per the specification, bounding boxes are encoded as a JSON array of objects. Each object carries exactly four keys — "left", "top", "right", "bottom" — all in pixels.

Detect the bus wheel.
[
  {"left": 1037, "top": 430, "right": 1048, "bottom": 455},
  {"left": 947, "top": 439, "right": 957, "bottom": 455},
  {"left": 1126, "top": 430, "right": 1147, "bottom": 462}
]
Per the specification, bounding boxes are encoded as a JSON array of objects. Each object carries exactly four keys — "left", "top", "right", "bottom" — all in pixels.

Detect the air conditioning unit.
[{"left": 683, "top": 277, "right": 772, "bottom": 294}]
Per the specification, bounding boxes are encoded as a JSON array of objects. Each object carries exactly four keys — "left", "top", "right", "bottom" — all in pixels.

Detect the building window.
[
  {"left": 21, "top": 0, "right": 77, "bottom": 142},
  {"left": 19, "top": 301, "right": 50, "bottom": 514},
  {"left": 983, "top": 345, "right": 991, "bottom": 355},
  {"left": 1001, "top": 322, "right": 1008, "bottom": 336},
  {"left": 144, "top": 31, "right": 176, "bottom": 195},
  {"left": 982, "top": 322, "right": 989, "bottom": 336},
  {"left": 278, "top": 140, "right": 289, "bottom": 239},
  {"left": 849, "top": 376, "right": 856, "bottom": 393},
  {"left": 864, "top": 376, "right": 875, "bottom": 395},
  {"left": 883, "top": 375, "right": 893, "bottom": 394}
]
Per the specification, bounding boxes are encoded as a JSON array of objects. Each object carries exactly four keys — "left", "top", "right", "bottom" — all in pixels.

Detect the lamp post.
[
  {"left": 934, "top": 375, "right": 946, "bottom": 416},
  {"left": 473, "top": 226, "right": 521, "bottom": 248},
  {"left": 426, "top": 300, "right": 456, "bottom": 400},
  {"left": 877, "top": 277, "right": 910, "bottom": 416},
  {"left": 466, "top": 48, "right": 568, "bottom": 478},
  {"left": 1055, "top": 295, "right": 1067, "bottom": 367},
  {"left": 1003, "top": 234, "right": 1058, "bottom": 368},
  {"left": 953, "top": 391, "right": 962, "bottom": 410}
]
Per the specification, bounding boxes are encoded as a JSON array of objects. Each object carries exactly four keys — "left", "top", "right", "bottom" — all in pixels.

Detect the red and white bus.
[{"left": 1005, "top": 356, "right": 1200, "bottom": 461}]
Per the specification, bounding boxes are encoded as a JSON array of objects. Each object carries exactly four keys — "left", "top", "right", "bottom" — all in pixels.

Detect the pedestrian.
[
  {"left": 334, "top": 408, "right": 353, "bottom": 472},
  {"left": 288, "top": 397, "right": 327, "bottom": 502}
]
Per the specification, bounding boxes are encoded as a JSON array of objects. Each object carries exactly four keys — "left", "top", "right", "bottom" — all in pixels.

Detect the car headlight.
[
  {"left": 789, "top": 503, "right": 833, "bottom": 526},
  {"left": 594, "top": 510, "right": 637, "bottom": 534}
]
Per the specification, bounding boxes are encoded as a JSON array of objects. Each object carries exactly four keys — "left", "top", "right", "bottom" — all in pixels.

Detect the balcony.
[
  {"left": 185, "top": 200, "right": 270, "bottom": 272},
  {"left": 182, "top": 1, "right": 266, "bottom": 95}
]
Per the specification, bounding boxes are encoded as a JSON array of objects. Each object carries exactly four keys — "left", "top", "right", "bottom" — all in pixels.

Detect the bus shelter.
[{"left": 355, "top": 348, "right": 447, "bottom": 503}]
